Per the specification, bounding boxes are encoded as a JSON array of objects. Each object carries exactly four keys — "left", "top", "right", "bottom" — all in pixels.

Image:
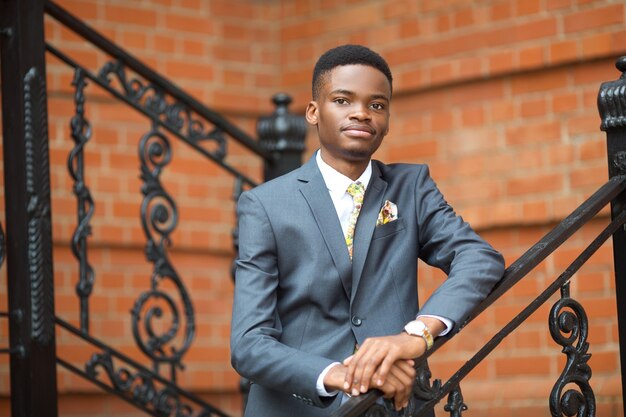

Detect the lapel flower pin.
[{"left": 376, "top": 200, "right": 398, "bottom": 226}]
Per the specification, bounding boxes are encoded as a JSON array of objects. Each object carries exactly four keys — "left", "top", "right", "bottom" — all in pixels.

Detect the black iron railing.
[
  {"left": 1, "top": 0, "right": 305, "bottom": 416},
  {"left": 44, "top": 0, "right": 306, "bottom": 413},
  {"left": 333, "top": 59, "right": 626, "bottom": 417}
]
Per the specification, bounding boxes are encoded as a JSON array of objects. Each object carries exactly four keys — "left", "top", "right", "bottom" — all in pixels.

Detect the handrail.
[
  {"left": 44, "top": 0, "right": 274, "bottom": 163},
  {"left": 333, "top": 174, "right": 626, "bottom": 416}
]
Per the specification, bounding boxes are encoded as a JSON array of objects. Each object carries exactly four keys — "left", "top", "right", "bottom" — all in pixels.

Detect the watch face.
[{"left": 406, "top": 320, "right": 426, "bottom": 336}]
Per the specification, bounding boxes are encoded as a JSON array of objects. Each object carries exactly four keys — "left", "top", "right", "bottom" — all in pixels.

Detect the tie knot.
[{"left": 346, "top": 181, "right": 365, "bottom": 199}]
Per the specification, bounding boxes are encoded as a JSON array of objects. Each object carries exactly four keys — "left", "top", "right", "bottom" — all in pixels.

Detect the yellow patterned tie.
[{"left": 345, "top": 181, "right": 365, "bottom": 261}]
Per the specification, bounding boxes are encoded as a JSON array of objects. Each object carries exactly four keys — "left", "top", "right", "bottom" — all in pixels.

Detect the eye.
[
  {"left": 370, "top": 102, "right": 385, "bottom": 110},
  {"left": 334, "top": 98, "right": 349, "bottom": 105}
]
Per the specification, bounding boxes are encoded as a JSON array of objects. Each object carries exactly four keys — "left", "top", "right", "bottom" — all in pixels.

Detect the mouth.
[{"left": 341, "top": 124, "right": 375, "bottom": 138}]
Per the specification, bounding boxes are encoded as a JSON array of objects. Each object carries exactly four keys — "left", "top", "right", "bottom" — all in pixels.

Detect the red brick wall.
[{"left": 0, "top": 0, "right": 625, "bottom": 416}]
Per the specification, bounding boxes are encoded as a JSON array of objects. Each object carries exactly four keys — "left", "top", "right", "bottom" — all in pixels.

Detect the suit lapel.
[
  {"left": 298, "top": 157, "right": 353, "bottom": 298},
  {"left": 351, "top": 162, "right": 387, "bottom": 301}
]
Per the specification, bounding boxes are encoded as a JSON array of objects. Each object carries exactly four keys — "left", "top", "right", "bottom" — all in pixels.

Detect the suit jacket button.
[{"left": 351, "top": 316, "right": 362, "bottom": 326}]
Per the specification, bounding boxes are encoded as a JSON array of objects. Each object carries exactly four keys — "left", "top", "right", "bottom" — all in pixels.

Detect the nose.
[{"left": 349, "top": 103, "right": 371, "bottom": 121}]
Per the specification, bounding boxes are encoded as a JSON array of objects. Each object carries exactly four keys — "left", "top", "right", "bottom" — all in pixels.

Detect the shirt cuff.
[
  {"left": 316, "top": 362, "right": 341, "bottom": 397},
  {"left": 416, "top": 314, "right": 453, "bottom": 336}
]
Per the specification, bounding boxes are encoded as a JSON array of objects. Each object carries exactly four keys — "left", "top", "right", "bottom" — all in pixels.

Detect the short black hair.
[{"left": 312, "top": 44, "right": 393, "bottom": 100}]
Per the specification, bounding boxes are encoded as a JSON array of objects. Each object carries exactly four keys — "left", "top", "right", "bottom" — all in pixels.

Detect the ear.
[{"left": 305, "top": 101, "right": 319, "bottom": 126}]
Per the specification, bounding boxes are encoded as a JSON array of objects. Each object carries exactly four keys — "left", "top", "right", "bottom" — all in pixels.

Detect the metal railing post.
[
  {"left": 598, "top": 55, "right": 626, "bottom": 413},
  {"left": 0, "top": 0, "right": 59, "bottom": 416},
  {"left": 257, "top": 93, "right": 307, "bottom": 182}
]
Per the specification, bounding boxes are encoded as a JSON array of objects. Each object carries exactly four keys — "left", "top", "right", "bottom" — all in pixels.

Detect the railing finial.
[
  {"left": 598, "top": 56, "right": 626, "bottom": 133},
  {"left": 257, "top": 93, "right": 307, "bottom": 181},
  {"left": 616, "top": 56, "right": 626, "bottom": 75}
]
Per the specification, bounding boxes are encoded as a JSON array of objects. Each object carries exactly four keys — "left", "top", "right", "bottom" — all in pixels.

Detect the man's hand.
[
  {"left": 323, "top": 363, "right": 348, "bottom": 393},
  {"left": 343, "top": 317, "right": 446, "bottom": 396},
  {"left": 324, "top": 360, "right": 416, "bottom": 411},
  {"left": 343, "top": 333, "right": 425, "bottom": 397}
]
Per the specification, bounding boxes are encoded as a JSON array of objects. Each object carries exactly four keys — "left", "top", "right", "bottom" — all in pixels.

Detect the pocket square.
[{"left": 376, "top": 200, "right": 398, "bottom": 226}]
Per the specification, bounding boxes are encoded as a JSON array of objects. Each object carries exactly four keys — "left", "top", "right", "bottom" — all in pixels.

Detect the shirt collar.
[{"left": 316, "top": 150, "right": 372, "bottom": 198}]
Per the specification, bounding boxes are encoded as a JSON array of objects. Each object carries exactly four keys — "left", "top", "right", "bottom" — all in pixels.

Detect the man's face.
[{"left": 306, "top": 64, "right": 391, "bottom": 170}]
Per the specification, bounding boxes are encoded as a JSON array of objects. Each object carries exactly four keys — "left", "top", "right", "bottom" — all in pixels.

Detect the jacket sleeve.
[
  {"left": 230, "top": 190, "right": 336, "bottom": 408},
  {"left": 414, "top": 166, "right": 505, "bottom": 331}
]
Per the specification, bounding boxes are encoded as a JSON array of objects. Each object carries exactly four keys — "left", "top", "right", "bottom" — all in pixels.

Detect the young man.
[{"left": 231, "top": 45, "right": 504, "bottom": 417}]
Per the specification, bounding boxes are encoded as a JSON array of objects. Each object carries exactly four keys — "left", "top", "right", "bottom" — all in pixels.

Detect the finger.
[
  {"left": 343, "top": 350, "right": 360, "bottom": 391},
  {"left": 344, "top": 343, "right": 371, "bottom": 393},
  {"left": 393, "top": 359, "right": 417, "bottom": 381},
  {"left": 388, "top": 365, "right": 413, "bottom": 410},
  {"left": 380, "top": 372, "right": 406, "bottom": 411},
  {"left": 374, "top": 349, "right": 400, "bottom": 387},
  {"left": 378, "top": 370, "right": 402, "bottom": 399},
  {"left": 389, "top": 363, "right": 413, "bottom": 393},
  {"left": 354, "top": 348, "right": 387, "bottom": 393},
  {"left": 344, "top": 340, "right": 379, "bottom": 394}
]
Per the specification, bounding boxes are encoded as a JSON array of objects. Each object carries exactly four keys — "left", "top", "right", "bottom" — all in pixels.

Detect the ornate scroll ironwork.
[
  {"left": 549, "top": 283, "right": 595, "bottom": 417},
  {"left": 84, "top": 350, "right": 227, "bottom": 417},
  {"left": 24, "top": 67, "right": 55, "bottom": 345},
  {"left": 443, "top": 385, "right": 467, "bottom": 417},
  {"left": 132, "top": 126, "right": 194, "bottom": 381},
  {"left": 413, "top": 361, "right": 441, "bottom": 401},
  {"left": 98, "top": 60, "right": 226, "bottom": 160},
  {"left": 68, "top": 68, "right": 96, "bottom": 333}
]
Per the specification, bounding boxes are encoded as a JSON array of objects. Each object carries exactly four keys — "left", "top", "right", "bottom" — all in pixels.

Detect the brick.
[
  {"left": 489, "top": 50, "right": 515, "bottom": 74},
  {"left": 518, "top": 46, "right": 545, "bottom": 70},
  {"left": 547, "top": 0, "right": 571, "bottom": 9},
  {"left": 182, "top": 38, "right": 206, "bottom": 56},
  {"left": 582, "top": 32, "right": 613, "bottom": 59},
  {"left": 461, "top": 106, "right": 485, "bottom": 127},
  {"left": 516, "top": 0, "right": 541, "bottom": 16},
  {"left": 507, "top": 173, "right": 563, "bottom": 196},
  {"left": 520, "top": 98, "right": 547, "bottom": 118},
  {"left": 211, "top": 0, "right": 257, "bottom": 18},
  {"left": 457, "top": 55, "right": 485, "bottom": 79},
  {"left": 550, "top": 40, "right": 579, "bottom": 64},
  {"left": 505, "top": 120, "right": 561, "bottom": 146},
  {"left": 515, "top": 17, "right": 558, "bottom": 43},
  {"left": 153, "top": 34, "right": 177, "bottom": 53},
  {"left": 213, "top": 45, "right": 252, "bottom": 63},
  {"left": 164, "top": 59, "right": 214, "bottom": 81},
  {"left": 511, "top": 69, "right": 569, "bottom": 95},
  {"left": 323, "top": 3, "right": 380, "bottom": 33},
  {"left": 452, "top": 8, "right": 475, "bottom": 29},
  {"left": 568, "top": 113, "right": 602, "bottom": 135},
  {"left": 164, "top": 15, "right": 214, "bottom": 36},
  {"left": 552, "top": 91, "right": 580, "bottom": 113},
  {"left": 429, "top": 61, "right": 454, "bottom": 85},
  {"left": 570, "top": 164, "right": 607, "bottom": 188},
  {"left": 495, "top": 355, "right": 552, "bottom": 376},
  {"left": 564, "top": 4, "right": 625, "bottom": 33},
  {"left": 383, "top": 0, "right": 419, "bottom": 19},
  {"left": 611, "top": 29, "right": 626, "bottom": 54},
  {"left": 490, "top": 2, "right": 512, "bottom": 21},
  {"left": 578, "top": 138, "right": 606, "bottom": 161},
  {"left": 389, "top": 139, "right": 439, "bottom": 160},
  {"left": 104, "top": 5, "right": 158, "bottom": 27}
]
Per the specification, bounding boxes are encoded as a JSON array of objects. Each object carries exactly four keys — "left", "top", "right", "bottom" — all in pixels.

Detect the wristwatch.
[{"left": 403, "top": 320, "right": 434, "bottom": 351}]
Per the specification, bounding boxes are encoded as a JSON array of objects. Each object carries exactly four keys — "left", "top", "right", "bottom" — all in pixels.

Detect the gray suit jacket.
[{"left": 231, "top": 156, "right": 505, "bottom": 417}]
